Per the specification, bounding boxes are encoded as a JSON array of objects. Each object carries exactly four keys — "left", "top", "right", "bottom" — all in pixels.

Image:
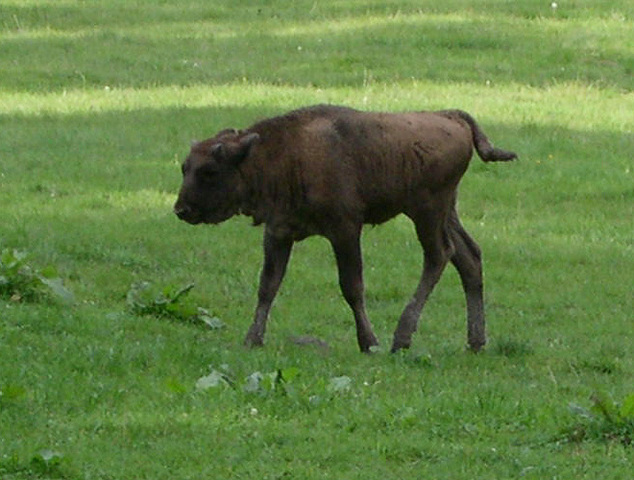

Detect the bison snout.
[{"left": 174, "top": 204, "right": 192, "bottom": 220}]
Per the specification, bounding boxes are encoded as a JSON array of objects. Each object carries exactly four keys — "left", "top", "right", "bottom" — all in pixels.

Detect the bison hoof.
[
  {"left": 390, "top": 337, "right": 411, "bottom": 353},
  {"left": 244, "top": 339, "right": 264, "bottom": 348},
  {"left": 467, "top": 341, "right": 486, "bottom": 353},
  {"left": 358, "top": 334, "right": 379, "bottom": 354},
  {"left": 244, "top": 322, "right": 266, "bottom": 348},
  {"left": 360, "top": 344, "right": 380, "bottom": 354},
  {"left": 390, "top": 345, "right": 410, "bottom": 354},
  {"left": 244, "top": 334, "right": 264, "bottom": 348}
]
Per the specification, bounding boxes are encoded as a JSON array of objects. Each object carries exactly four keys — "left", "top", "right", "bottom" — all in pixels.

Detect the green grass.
[{"left": 1, "top": 0, "right": 633, "bottom": 478}]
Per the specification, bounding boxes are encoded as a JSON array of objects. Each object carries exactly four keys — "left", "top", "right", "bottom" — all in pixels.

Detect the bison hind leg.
[
  {"left": 448, "top": 209, "right": 486, "bottom": 351},
  {"left": 391, "top": 207, "right": 454, "bottom": 352}
]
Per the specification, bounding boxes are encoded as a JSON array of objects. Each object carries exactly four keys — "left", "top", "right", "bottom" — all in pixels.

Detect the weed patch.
[
  {"left": 0, "top": 450, "right": 72, "bottom": 480},
  {"left": 196, "top": 365, "right": 354, "bottom": 408},
  {"left": 0, "top": 383, "right": 26, "bottom": 407},
  {"left": 0, "top": 248, "right": 73, "bottom": 304},
  {"left": 126, "top": 281, "right": 225, "bottom": 329},
  {"left": 563, "top": 391, "right": 634, "bottom": 446},
  {"left": 575, "top": 358, "right": 621, "bottom": 375}
]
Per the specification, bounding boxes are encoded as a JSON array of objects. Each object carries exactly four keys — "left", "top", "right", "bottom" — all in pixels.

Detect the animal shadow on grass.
[{"left": 491, "top": 337, "right": 535, "bottom": 358}]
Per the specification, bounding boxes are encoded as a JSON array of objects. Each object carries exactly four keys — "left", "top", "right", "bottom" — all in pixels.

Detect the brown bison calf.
[{"left": 174, "top": 105, "right": 516, "bottom": 352}]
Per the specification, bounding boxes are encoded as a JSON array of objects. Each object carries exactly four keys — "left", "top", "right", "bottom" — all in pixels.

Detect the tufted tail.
[{"left": 450, "top": 110, "right": 518, "bottom": 162}]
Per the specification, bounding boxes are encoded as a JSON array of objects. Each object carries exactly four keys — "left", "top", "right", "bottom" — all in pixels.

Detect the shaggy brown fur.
[{"left": 174, "top": 105, "right": 516, "bottom": 352}]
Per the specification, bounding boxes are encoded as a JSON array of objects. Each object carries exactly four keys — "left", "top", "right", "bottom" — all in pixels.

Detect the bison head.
[{"left": 174, "top": 130, "right": 260, "bottom": 224}]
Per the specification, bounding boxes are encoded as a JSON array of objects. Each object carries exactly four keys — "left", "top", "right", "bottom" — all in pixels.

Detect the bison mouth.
[
  {"left": 174, "top": 208, "right": 202, "bottom": 224},
  {"left": 174, "top": 205, "right": 235, "bottom": 225}
]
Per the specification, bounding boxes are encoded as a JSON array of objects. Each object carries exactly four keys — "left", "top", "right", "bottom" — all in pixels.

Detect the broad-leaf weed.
[
  {"left": 0, "top": 248, "right": 73, "bottom": 304},
  {"left": 126, "top": 281, "right": 225, "bottom": 329}
]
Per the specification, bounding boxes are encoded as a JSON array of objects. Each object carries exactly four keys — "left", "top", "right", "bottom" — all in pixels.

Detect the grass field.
[{"left": 1, "top": 0, "right": 633, "bottom": 478}]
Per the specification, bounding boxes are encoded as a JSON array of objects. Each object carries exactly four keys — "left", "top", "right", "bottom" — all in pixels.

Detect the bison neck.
[{"left": 237, "top": 154, "right": 321, "bottom": 240}]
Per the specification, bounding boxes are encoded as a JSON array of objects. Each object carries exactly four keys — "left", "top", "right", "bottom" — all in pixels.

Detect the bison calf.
[{"left": 174, "top": 105, "right": 516, "bottom": 352}]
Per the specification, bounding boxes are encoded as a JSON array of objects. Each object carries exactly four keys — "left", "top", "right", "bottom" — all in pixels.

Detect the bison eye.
[{"left": 198, "top": 164, "right": 221, "bottom": 181}]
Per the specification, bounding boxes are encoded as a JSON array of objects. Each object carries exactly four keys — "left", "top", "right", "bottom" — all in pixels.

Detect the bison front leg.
[
  {"left": 244, "top": 231, "right": 293, "bottom": 348},
  {"left": 329, "top": 227, "right": 379, "bottom": 353}
]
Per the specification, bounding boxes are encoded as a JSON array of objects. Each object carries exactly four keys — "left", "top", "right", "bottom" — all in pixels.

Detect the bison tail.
[{"left": 451, "top": 110, "right": 518, "bottom": 162}]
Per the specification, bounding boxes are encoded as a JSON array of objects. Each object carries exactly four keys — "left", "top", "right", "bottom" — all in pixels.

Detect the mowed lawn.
[{"left": 1, "top": 1, "right": 632, "bottom": 478}]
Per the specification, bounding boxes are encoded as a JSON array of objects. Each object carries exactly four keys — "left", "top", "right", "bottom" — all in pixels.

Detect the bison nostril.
[{"left": 174, "top": 205, "right": 190, "bottom": 219}]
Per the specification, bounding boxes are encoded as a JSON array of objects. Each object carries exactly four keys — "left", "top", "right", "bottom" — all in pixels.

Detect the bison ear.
[
  {"left": 210, "top": 133, "right": 260, "bottom": 165},
  {"left": 225, "top": 133, "right": 260, "bottom": 165},
  {"left": 239, "top": 132, "right": 260, "bottom": 150},
  {"left": 211, "top": 143, "right": 224, "bottom": 158}
]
